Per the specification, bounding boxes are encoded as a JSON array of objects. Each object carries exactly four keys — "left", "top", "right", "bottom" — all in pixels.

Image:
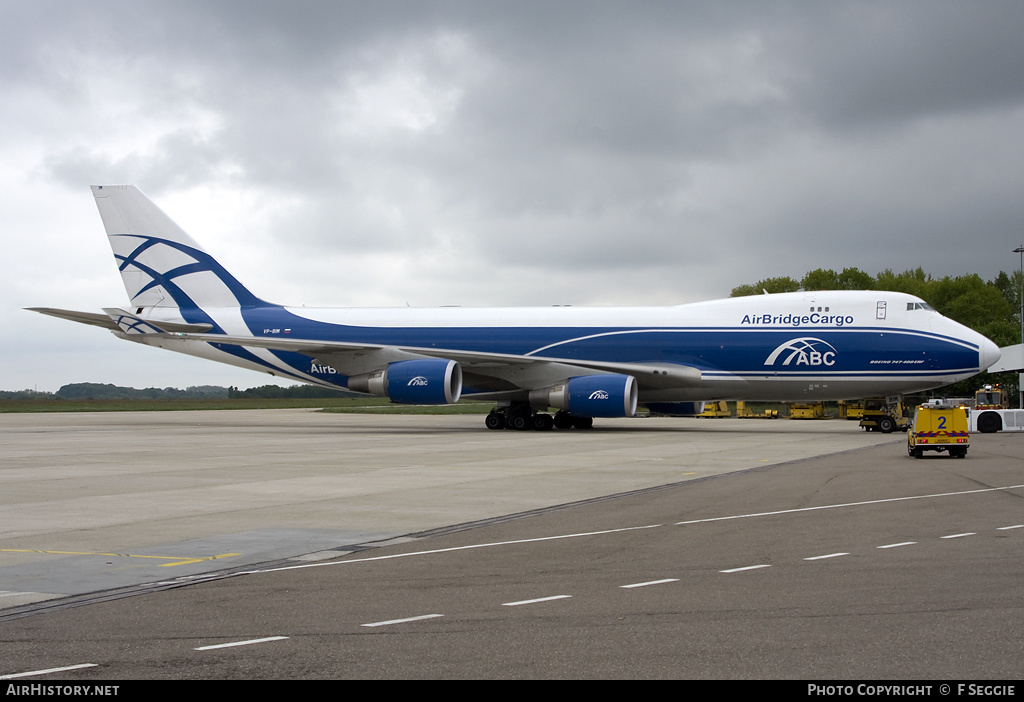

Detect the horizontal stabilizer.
[
  {"left": 27, "top": 307, "right": 120, "bottom": 331},
  {"left": 28, "top": 307, "right": 213, "bottom": 334},
  {"left": 102, "top": 308, "right": 214, "bottom": 334}
]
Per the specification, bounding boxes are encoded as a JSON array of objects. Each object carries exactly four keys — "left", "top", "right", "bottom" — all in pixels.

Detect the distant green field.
[
  {"left": 320, "top": 402, "right": 495, "bottom": 415},
  {"left": 0, "top": 396, "right": 496, "bottom": 414}
]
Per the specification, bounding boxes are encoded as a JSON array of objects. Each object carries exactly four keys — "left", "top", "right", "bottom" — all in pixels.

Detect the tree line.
[{"left": 0, "top": 383, "right": 355, "bottom": 401}]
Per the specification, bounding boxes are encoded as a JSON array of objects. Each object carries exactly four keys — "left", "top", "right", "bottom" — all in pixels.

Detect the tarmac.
[
  {"left": 0, "top": 409, "right": 901, "bottom": 612},
  {"left": 3, "top": 410, "right": 1024, "bottom": 679}
]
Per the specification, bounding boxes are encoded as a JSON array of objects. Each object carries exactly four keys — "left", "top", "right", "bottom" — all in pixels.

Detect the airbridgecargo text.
[
  {"left": 807, "top": 684, "right": 1016, "bottom": 696},
  {"left": 741, "top": 313, "right": 855, "bottom": 327}
]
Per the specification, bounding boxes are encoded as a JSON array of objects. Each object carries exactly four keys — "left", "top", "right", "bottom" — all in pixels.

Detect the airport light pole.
[{"left": 1015, "top": 245, "right": 1024, "bottom": 408}]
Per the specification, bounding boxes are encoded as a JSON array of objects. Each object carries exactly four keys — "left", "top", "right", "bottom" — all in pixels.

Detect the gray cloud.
[{"left": 4, "top": 1, "right": 1024, "bottom": 390}]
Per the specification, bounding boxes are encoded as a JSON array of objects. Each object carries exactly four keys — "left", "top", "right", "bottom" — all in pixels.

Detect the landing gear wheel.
[
  {"left": 877, "top": 416, "right": 896, "bottom": 434},
  {"left": 507, "top": 413, "right": 529, "bottom": 431},
  {"left": 485, "top": 411, "right": 506, "bottom": 430},
  {"left": 553, "top": 411, "right": 574, "bottom": 430},
  {"left": 532, "top": 413, "right": 554, "bottom": 431},
  {"left": 571, "top": 415, "right": 594, "bottom": 430}
]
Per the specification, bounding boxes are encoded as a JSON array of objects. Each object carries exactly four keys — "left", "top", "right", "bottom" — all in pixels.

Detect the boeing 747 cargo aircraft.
[{"left": 29, "top": 186, "right": 1000, "bottom": 431}]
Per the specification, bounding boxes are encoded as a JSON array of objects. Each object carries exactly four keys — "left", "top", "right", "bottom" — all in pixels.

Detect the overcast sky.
[{"left": 4, "top": 1, "right": 1024, "bottom": 392}]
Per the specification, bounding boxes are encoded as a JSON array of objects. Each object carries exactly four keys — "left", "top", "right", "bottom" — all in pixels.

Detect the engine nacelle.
[
  {"left": 533, "top": 374, "right": 638, "bottom": 418},
  {"left": 645, "top": 401, "right": 706, "bottom": 417},
  {"left": 348, "top": 358, "right": 462, "bottom": 405}
]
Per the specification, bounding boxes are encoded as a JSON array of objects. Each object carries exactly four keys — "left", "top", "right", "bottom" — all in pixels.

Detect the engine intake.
[
  {"left": 348, "top": 358, "right": 462, "bottom": 405},
  {"left": 532, "top": 374, "right": 638, "bottom": 418}
]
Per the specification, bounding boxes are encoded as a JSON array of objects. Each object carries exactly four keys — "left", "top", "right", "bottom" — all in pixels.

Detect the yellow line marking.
[
  {"left": 160, "top": 554, "right": 242, "bottom": 567},
  {"left": 0, "top": 549, "right": 241, "bottom": 567}
]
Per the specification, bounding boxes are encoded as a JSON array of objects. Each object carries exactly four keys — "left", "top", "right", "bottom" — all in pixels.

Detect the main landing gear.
[{"left": 485, "top": 405, "right": 594, "bottom": 431}]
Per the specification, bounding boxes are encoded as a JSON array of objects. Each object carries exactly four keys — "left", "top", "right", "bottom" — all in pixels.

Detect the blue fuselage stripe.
[{"left": 212, "top": 306, "right": 980, "bottom": 380}]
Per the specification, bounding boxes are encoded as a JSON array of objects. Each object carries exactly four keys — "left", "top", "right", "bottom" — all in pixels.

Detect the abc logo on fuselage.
[{"left": 764, "top": 337, "right": 837, "bottom": 367}]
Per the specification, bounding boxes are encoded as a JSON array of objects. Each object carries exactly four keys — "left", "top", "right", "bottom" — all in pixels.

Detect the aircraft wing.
[
  {"left": 29, "top": 303, "right": 702, "bottom": 391},
  {"left": 167, "top": 332, "right": 703, "bottom": 391}
]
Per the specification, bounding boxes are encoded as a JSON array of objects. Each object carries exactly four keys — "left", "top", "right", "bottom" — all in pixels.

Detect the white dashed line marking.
[
  {"left": 502, "top": 595, "right": 572, "bottom": 607},
  {"left": 620, "top": 578, "right": 679, "bottom": 589},
  {"left": 720, "top": 564, "right": 771, "bottom": 573},
  {"left": 361, "top": 614, "right": 444, "bottom": 628},
  {"left": 184, "top": 497, "right": 1024, "bottom": 644},
  {"left": 0, "top": 664, "right": 98, "bottom": 680},
  {"left": 195, "top": 636, "right": 289, "bottom": 650}
]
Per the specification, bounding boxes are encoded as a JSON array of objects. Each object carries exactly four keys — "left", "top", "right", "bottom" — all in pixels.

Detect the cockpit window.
[{"left": 906, "top": 302, "right": 934, "bottom": 311}]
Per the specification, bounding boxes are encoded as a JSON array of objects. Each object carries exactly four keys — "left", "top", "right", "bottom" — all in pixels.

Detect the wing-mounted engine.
[
  {"left": 348, "top": 358, "right": 463, "bottom": 405},
  {"left": 531, "top": 373, "right": 638, "bottom": 418}
]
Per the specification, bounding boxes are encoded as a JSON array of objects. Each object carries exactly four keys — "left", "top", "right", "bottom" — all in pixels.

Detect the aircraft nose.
[{"left": 979, "top": 337, "right": 1001, "bottom": 371}]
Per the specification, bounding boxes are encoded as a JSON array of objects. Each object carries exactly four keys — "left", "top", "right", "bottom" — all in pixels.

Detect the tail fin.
[{"left": 92, "top": 185, "right": 269, "bottom": 310}]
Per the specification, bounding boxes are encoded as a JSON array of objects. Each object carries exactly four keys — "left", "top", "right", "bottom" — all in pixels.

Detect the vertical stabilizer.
[{"left": 91, "top": 185, "right": 268, "bottom": 310}]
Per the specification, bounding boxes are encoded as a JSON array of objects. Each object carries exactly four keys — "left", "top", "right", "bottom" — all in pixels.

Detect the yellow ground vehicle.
[
  {"left": 698, "top": 401, "right": 731, "bottom": 418},
  {"left": 838, "top": 400, "right": 866, "bottom": 420},
  {"left": 969, "top": 385, "right": 1017, "bottom": 433},
  {"left": 787, "top": 402, "right": 826, "bottom": 419},
  {"left": 974, "top": 384, "right": 1008, "bottom": 410},
  {"left": 860, "top": 396, "right": 909, "bottom": 433},
  {"left": 736, "top": 401, "right": 779, "bottom": 418},
  {"left": 907, "top": 400, "right": 969, "bottom": 459}
]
